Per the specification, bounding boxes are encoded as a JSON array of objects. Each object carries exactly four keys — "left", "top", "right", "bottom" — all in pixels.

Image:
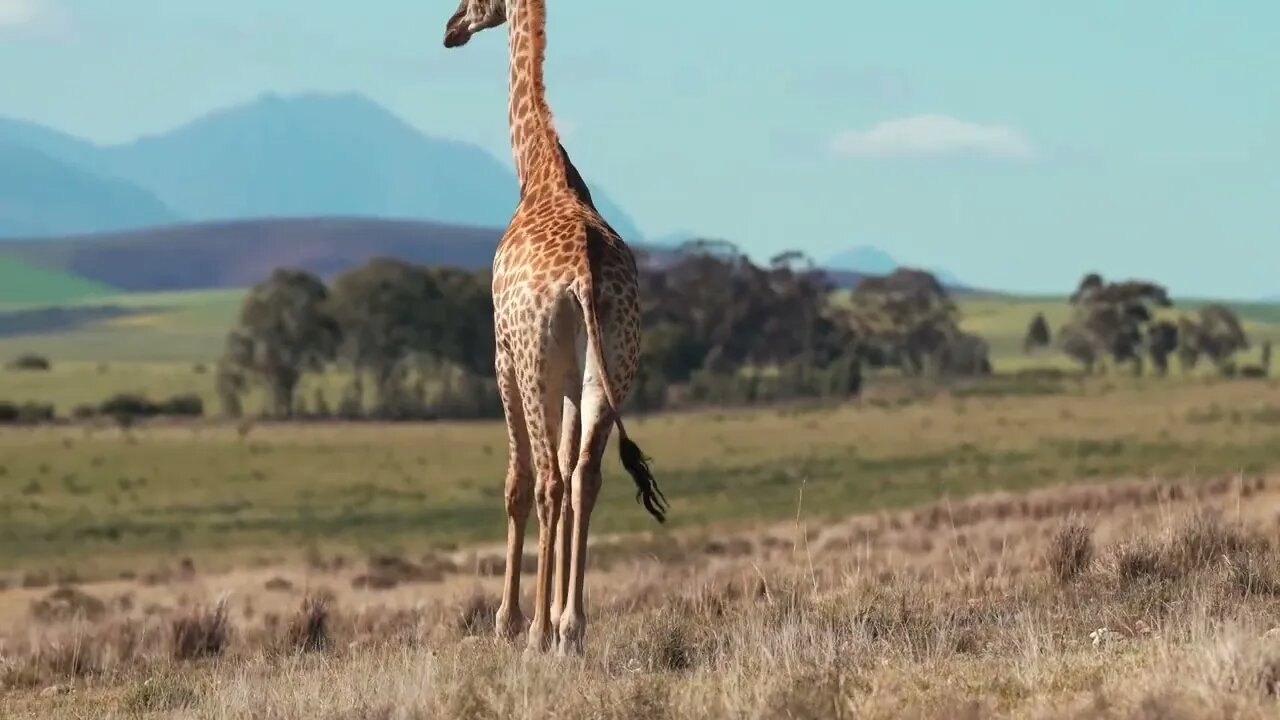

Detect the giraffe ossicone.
[{"left": 442, "top": 0, "right": 668, "bottom": 655}]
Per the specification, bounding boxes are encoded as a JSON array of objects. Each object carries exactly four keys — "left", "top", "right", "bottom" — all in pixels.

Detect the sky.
[{"left": 1, "top": 0, "right": 1277, "bottom": 299}]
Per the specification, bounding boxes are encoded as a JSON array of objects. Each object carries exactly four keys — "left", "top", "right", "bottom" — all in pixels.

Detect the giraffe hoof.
[
  {"left": 495, "top": 606, "right": 527, "bottom": 642},
  {"left": 525, "top": 622, "right": 555, "bottom": 654},
  {"left": 557, "top": 614, "right": 586, "bottom": 656}
]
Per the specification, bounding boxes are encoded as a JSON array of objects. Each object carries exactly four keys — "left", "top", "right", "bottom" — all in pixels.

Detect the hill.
[
  {"left": 0, "top": 141, "right": 176, "bottom": 237},
  {"left": 0, "top": 93, "right": 645, "bottom": 242},
  {"left": 0, "top": 255, "right": 116, "bottom": 305},
  {"left": 0, "top": 217, "right": 503, "bottom": 292},
  {"left": 1, "top": 216, "right": 933, "bottom": 296}
]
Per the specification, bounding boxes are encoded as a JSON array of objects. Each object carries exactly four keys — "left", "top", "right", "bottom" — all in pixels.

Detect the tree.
[
  {"left": 639, "top": 242, "right": 854, "bottom": 380},
  {"left": 328, "top": 258, "right": 445, "bottom": 411},
  {"left": 847, "top": 268, "right": 970, "bottom": 376},
  {"left": 1024, "top": 313, "right": 1051, "bottom": 354},
  {"left": 424, "top": 266, "right": 496, "bottom": 377},
  {"left": 1061, "top": 274, "right": 1171, "bottom": 375},
  {"left": 1174, "top": 305, "right": 1248, "bottom": 376},
  {"left": 223, "top": 269, "right": 339, "bottom": 417},
  {"left": 1059, "top": 322, "right": 1099, "bottom": 375},
  {"left": 934, "top": 332, "right": 993, "bottom": 377},
  {"left": 1146, "top": 320, "right": 1178, "bottom": 377},
  {"left": 1192, "top": 304, "right": 1249, "bottom": 373}
]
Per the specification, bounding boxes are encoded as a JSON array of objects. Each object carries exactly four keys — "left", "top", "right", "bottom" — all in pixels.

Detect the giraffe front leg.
[
  {"left": 527, "top": 466, "right": 563, "bottom": 653},
  {"left": 494, "top": 366, "right": 532, "bottom": 643},
  {"left": 496, "top": 463, "right": 532, "bottom": 642}
]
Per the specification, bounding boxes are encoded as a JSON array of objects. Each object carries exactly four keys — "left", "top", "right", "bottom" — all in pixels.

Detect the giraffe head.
[{"left": 443, "top": 0, "right": 507, "bottom": 48}]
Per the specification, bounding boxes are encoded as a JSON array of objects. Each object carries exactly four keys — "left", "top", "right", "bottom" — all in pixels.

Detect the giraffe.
[{"left": 442, "top": 0, "right": 668, "bottom": 655}]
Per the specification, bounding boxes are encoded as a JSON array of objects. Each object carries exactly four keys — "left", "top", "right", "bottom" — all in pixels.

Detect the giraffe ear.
[{"left": 444, "top": 4, "right": 472, "bottom": 48}]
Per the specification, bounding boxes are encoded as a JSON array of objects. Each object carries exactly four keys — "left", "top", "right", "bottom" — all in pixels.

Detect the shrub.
[
  {"left": 1047, "top": 520, "right": 1094, "bottom": 583},
  {"left": 5, "top": 353, "right": 51, "bottom": 371},
  {"left": 159, "top": 394, "right": 204, "bottom": 418},
  {"left": 0, "top": 401, "right": 55, "bottom": 425},
  {"left": 29, "top": 587, "right": 107, "bottom": 623},
  {"left": 17, "top": 402, "right": 55, "bottom": 425},
  {"left": 285, "top": 595, "right": 330, "bottom": 653},
  {"left": 99, "top": 393, "right": 160, "bottom": 421},
  {"left": 1114, "top": 540, "right": 1170, "bottom": 586},
  {"left": 170, "top": 602, "right": 230, "bottom": 661},
  {"left": 71, "top": 404, "right": 97, "bottom": 421},
  {"left": 1169, "top": 512, "right": 1264, "bottom": 572}
]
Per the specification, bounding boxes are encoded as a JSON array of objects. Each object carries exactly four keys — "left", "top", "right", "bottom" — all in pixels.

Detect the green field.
[
  {"left": 0, "top": 377, "right": 1277, "bottom": 579},
  {"left": 0, "top": 256, "right": 117, "bottom": 305}
]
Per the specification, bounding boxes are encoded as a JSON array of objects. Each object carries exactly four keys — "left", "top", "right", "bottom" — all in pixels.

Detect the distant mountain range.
[
  {"left": 0, "top": 92, "right": 643, "bottom": 241},
  {"left": 0, "top": 139, "right": 177, "bottom": 237},
  {"left": 0, "top": 93, "right": 984, "bottom": 303}
]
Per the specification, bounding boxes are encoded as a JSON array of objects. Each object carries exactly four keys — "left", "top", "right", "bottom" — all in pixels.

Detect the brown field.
[{"left": 3, "top": 378, "right": 1280, "bottom": 717}]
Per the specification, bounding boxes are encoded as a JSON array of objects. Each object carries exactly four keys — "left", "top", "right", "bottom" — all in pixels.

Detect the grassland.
[
  {"left": 0, "top": 378, "right": 1277, "bottom": 575},
  {"left": 1, "top": 291, "right": 1280, "bottom": 717},
  {"left": 0, "top": 256, "right": 116, "bottom": 306},
  {"left": 3, "top": 400, "right": 1280, "bottom": 717}
]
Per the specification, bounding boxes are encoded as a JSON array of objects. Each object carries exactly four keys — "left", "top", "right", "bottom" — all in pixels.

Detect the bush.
[
  {"left": 0, "top": 401, "right": 55, "bottom": 425},
  {"left": 1046, "top": 520, "right": 1094, "bottom": 583},
  {"left": 17, "top": 402, "right": 55, "bottom": 425},
  {"left": 71, "top": 404, "right": 97, "bottom": 421},
  {"left": 170, "top": 602, "right": 230, "bottom": 661},
  {"left": 5, "top": 353, "right": 51, "bottom": 371},
  {"left": 99, "top": 393, "right": 160, "bottom": 421},
  {"left": 158, "top": 394, "right": 204, "bottom": 418}
]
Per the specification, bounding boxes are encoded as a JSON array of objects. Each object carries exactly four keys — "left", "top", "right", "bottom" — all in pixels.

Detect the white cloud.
[
  {"left": 830, "top": 114, "right": 1037, "bottom": 161},
  {"left": 0, "top": 0, "right": 71, "bottom": 40}
]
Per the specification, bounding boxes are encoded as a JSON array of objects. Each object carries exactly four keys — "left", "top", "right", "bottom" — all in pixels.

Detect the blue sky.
[{"left": 1, "top": 0, "right": 1276, "bottom": 298}]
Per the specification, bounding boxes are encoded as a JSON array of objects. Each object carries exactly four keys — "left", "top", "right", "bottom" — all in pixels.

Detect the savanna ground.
[{"left": 0, "top": 292, "right": 1279, "bottom": 717}]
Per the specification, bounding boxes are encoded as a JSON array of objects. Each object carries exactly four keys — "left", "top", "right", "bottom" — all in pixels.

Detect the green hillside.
[{"left": 0, "top": 255, "right": 116, "bottom": 305}]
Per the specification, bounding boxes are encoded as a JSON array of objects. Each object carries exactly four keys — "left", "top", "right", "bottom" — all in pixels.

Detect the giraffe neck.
[{"left": 507, "top": 0, "right": 567, "bottom": 197}]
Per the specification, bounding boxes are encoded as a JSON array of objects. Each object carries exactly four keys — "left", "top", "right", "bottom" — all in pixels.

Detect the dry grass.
[
  {"left": 1, "top": 473, "right": 1280, "bottom": 718},
  {"left": 1047, "top": 519, "right": 1094, "bottom": 583},
  {"left": 0, "top": 376, "right": 1278, "bottom": 717}
]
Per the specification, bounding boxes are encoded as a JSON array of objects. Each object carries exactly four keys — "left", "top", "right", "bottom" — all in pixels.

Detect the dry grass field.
[{"left": 0, "top": 377, "right": 1279, "bottom": 717}]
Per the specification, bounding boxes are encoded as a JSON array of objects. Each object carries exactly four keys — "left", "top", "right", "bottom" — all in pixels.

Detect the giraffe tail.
[{"left": 572, "top": 275, "right": 669, "bottom": 524}]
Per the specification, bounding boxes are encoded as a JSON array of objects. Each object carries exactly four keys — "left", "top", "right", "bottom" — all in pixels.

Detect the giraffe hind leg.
[
  {"left": 551, "top": 362, "right": 582, "bottom": 635},
  {"left": 557, "top": 353, "right": 614, "bottom": 655},
  {"left": 522, "top": 300, "right": 576, "bottom": 653}
]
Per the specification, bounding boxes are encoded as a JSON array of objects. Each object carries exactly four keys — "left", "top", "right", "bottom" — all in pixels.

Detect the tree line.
[
  {"left": 215, "top": 241, "right": 992, "bottom": 420},
  {"left": 1024, "top": 272, "right": 1269, "bottom": 378}
]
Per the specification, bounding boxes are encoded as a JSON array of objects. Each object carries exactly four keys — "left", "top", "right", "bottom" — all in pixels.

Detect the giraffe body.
[{"left": 443, "top": 0, "right": 665, "bottom": 654}]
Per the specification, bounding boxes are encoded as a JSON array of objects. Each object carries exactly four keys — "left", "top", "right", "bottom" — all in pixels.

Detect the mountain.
[
  {"left": 0, "top": 117, "right": 102, "bottom": 169},
  {"left": 826, "top": 245, "right": 966, "bottom": 288},
  {"left": 0, "top": 93, "right": 645, "bottom": 241},
  {"left": 0, "top": 141, "right": 177, "bottom": 237},
  {"left": 826, "top": 245, "right": 898, "bottom": 276}
]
